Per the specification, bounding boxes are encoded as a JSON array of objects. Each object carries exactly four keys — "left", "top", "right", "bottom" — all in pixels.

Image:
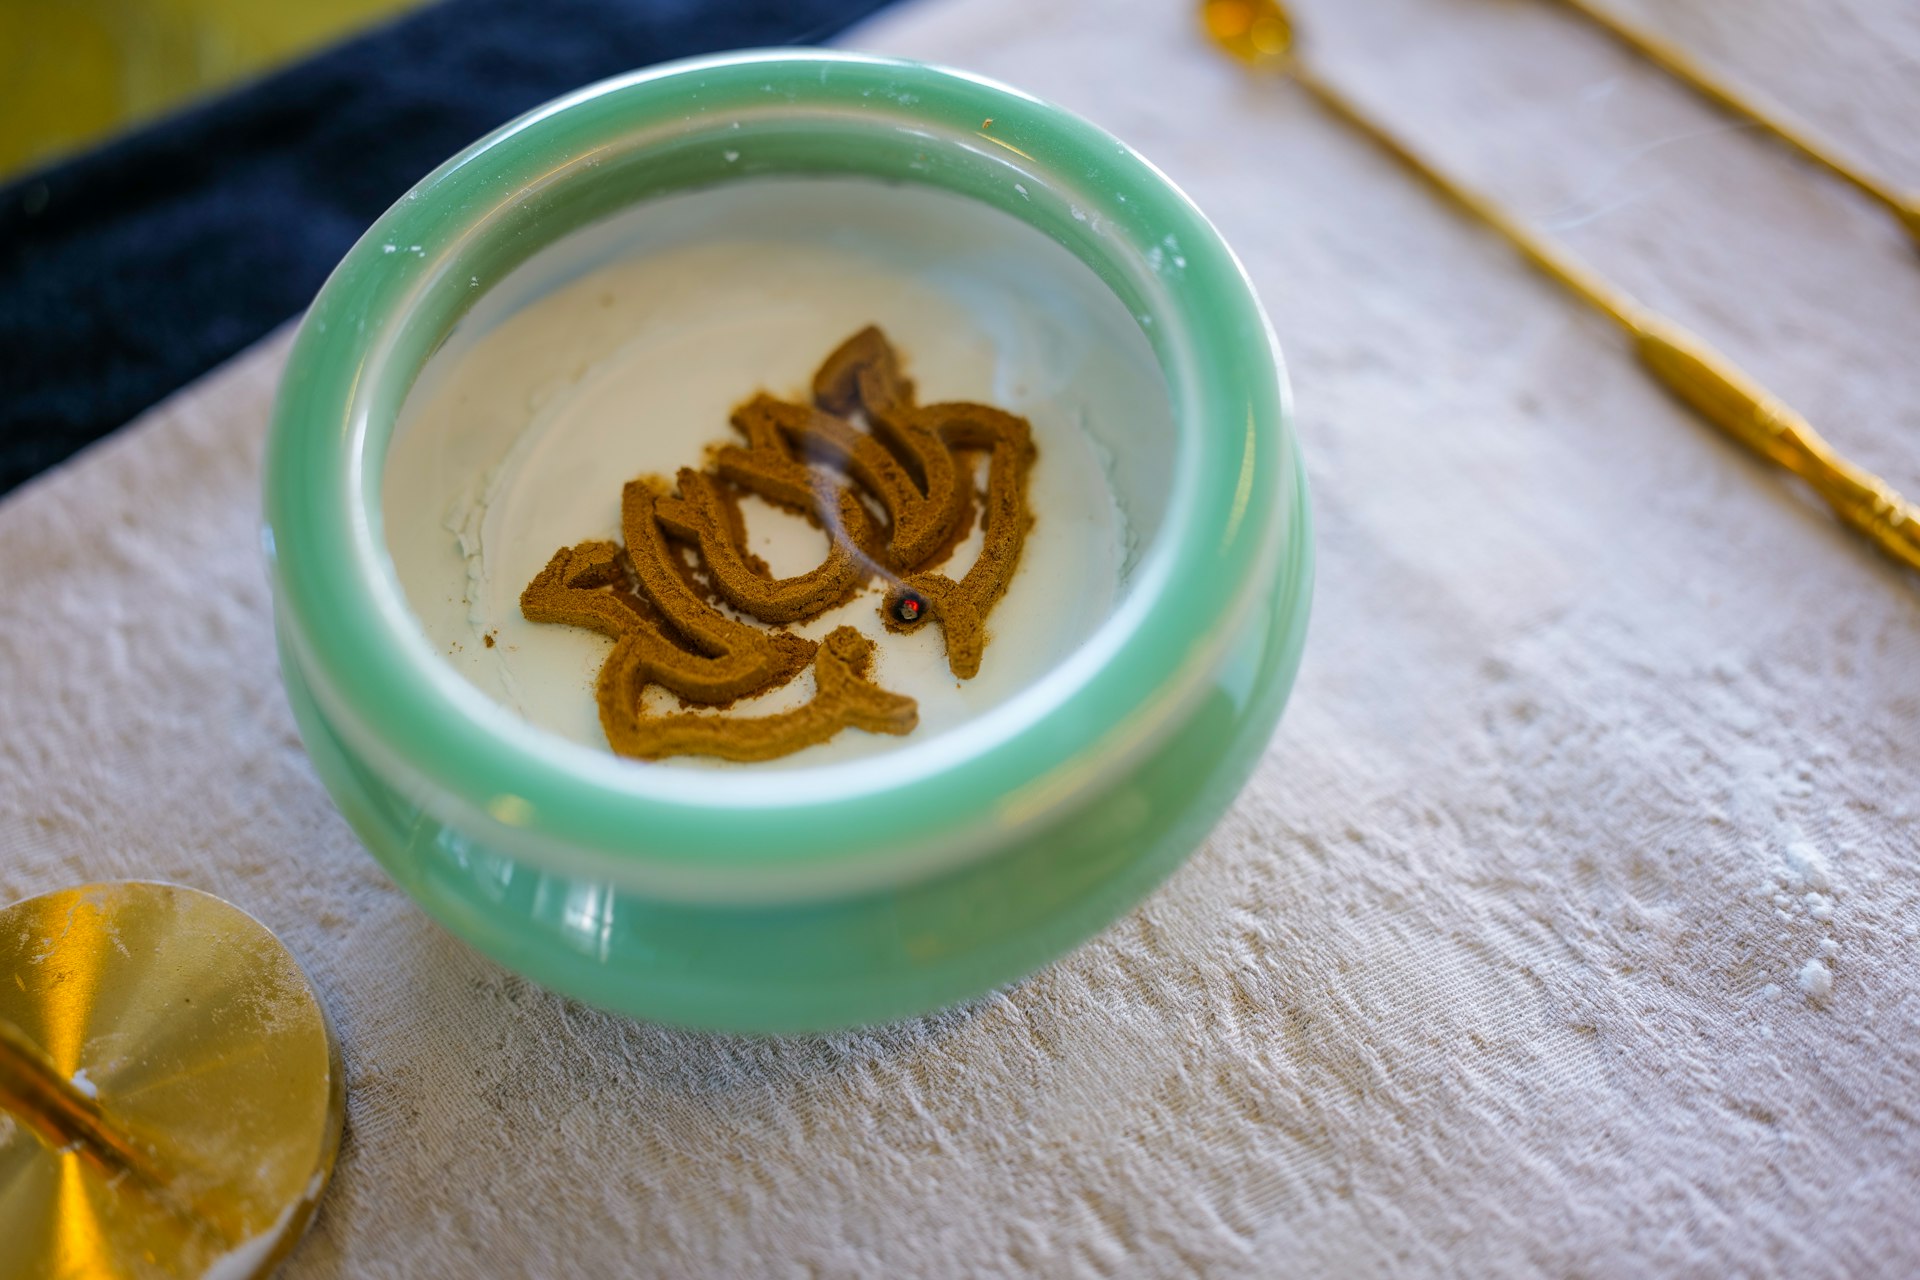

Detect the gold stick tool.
[
  {"left": 1544, "top": 0, "right": 1920, "bottom": 253},
  {"left": 1201, "top": 0, "right": 1920, "bottom": 576}
]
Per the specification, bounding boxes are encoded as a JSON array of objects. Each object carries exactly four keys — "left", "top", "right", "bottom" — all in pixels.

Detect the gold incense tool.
[
  {"left": 1202, "top": 0, "right": 1920, "bottom": 576},
  {"left": 1543, "top": 0, "right": 1920, "bottom": 253},
  {"left": 0, "top": 881, "right": 346, "bottom": 1280}
]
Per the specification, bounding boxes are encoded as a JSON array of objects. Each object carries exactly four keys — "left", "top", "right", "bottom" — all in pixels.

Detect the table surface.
[{"left": 2, "top": 0, "right": 1917, "bottom": 1274}]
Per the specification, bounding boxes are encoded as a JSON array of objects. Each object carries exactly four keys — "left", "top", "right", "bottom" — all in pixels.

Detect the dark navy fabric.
[{"left": 0, "top": 0, "right": 896, "bottom": 498}]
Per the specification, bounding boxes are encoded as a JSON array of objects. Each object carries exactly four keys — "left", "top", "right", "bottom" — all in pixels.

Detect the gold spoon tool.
[{"left": 1202, "top": 0, "right": 1920, "bottom": 576}]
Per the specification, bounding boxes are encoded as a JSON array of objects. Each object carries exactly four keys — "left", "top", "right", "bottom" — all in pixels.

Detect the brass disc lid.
[{"left": 0, "top": 882, "right": 345, "bottom": 1280}]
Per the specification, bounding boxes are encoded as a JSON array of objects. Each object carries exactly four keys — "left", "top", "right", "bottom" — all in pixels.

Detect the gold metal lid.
[{"left": 0, "top": 881, "right": 345, "bottom": 1280}]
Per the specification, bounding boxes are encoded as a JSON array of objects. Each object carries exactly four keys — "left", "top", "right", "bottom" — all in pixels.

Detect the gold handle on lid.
[
  {"left": 0, "top": 1016, "right": 170, "bottom": 1186},
  {"left": 0, "top": 881, "right": 346, "bottom": 1280}
]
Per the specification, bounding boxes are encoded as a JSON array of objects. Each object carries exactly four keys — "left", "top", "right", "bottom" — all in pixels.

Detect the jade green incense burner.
[{"left": 264, "top": 51, "right": 1311, "bottom": 1032}]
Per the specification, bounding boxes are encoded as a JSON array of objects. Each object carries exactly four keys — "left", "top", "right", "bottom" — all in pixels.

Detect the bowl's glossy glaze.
[{"left": 265, "top": 51, "right": 1312, "bottom": 1032}]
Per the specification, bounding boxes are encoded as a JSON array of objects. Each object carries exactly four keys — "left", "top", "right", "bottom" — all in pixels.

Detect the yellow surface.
[{"left": 0, "top": 0, "right": 430, "bottom": 181}]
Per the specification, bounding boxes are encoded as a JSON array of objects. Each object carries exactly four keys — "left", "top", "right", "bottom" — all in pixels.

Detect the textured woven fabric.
[{"left": 3, "top": 0, "right": 1918, "bottom": 1274}]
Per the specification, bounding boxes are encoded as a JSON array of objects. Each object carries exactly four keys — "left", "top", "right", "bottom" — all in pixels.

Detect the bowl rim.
[{"left": 265, "top": 49, "right": 1299, "bottom": 901}]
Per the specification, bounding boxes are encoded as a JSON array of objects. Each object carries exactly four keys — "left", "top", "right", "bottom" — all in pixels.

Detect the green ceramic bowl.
[{"left": 265, "top": 50, "right": 1311, "bottom": 1033}]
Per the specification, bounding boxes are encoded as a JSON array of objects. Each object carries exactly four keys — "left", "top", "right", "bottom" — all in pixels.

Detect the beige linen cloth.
[{"left": 4, "top": 0, "right": 1918, "bottom": 1273}]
